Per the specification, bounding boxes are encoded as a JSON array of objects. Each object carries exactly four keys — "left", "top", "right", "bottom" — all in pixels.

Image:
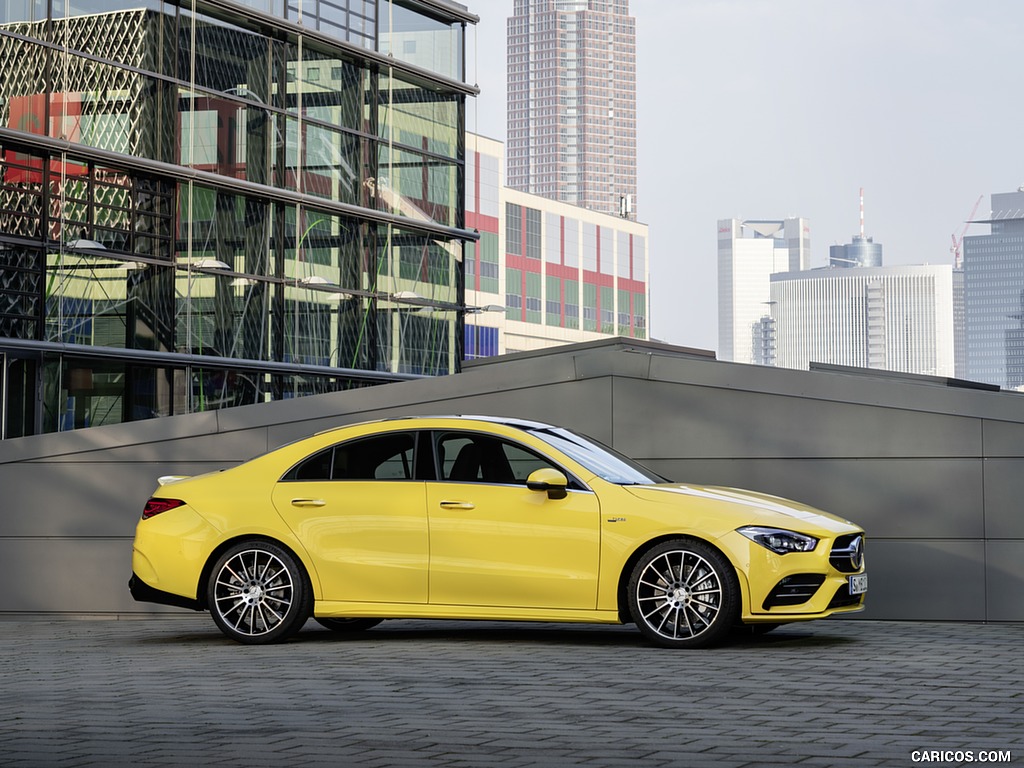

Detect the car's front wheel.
[
  {"left": 627, "top": 539, "right": 738, "bottom": 649},
  {"left": 207, "top": 541, "right": 310, "bottom": 644}
]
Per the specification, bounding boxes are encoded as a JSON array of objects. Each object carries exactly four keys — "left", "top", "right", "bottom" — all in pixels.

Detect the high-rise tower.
[
  {"left": 506, "top": 0, "right": 637, "bottom": 218},
  {"left": 963, "top": 189, "right": 1024, "bottom": 388},
  {"left": 718, "top": 218, "right": 810, "bottom": 365}
]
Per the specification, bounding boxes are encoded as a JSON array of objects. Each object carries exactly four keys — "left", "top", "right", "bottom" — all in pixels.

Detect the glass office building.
[
  {"left": 0, "top": 0, "right": 478, "bottom": 438},
  {"left": 963, "top": 190, "right": 1024, "bottom": 388}
]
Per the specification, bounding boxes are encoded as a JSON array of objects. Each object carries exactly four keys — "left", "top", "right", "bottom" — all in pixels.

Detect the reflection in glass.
[
  {"left": 1, "top": 0, "right": 47, "bottom": 26},
  {"left": 1, "top": 0, "right": 471, "bottom": 435},
  {"left": 380, "top": 0, "right": 462, "bottom": 80}
]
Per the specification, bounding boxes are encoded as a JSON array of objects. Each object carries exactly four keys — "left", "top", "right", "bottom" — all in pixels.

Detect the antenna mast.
[{"left": 859, "top": 187, "right": 865, "bottom": 239}]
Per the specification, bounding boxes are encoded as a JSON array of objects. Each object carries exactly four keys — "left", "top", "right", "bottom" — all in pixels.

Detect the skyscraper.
[
  {"left": 718, "top": 218, "right": 810, "bottom": 365},
  {"left": 963, "top": 189, "right": 1024, "bottom": 388},
  {"left": 507, "top": 0, "right": 637, "bottom": 218}
]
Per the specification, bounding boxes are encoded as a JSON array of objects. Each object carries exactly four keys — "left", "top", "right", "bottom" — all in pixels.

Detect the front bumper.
[{"left": 722, "top": 530, "right": 867, "bottom": 619}]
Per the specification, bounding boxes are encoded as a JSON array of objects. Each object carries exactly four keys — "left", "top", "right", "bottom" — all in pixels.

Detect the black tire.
[
  {"left": 315, "top": 617, "right": 384, "bottom": 633},
  {"left": 627, "top": 539, "right": 739, "bottom": 649},
  {"left": 207, "top": 540, "right": 311, "bottom": 645}
]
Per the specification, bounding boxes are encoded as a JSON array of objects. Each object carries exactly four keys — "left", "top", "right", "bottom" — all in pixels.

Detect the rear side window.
[{"left": 283, "top": 432, "right": 416, "bottom": 481}]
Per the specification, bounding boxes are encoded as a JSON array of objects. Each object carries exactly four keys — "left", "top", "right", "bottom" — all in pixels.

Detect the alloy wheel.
[
  {"left": 628, "top": 540, "right": 736, "bottom": 648},
  {"left": 209, "top": 544, "right": 306, "bottom": 643}
]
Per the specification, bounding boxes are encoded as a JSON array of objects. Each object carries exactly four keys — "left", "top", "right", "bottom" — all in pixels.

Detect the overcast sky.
[{"left": 465, "top": 0, "right": 1024, "bottom": 353}]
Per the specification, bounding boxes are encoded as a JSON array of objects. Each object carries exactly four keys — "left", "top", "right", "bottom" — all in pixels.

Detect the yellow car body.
[{"left": 130, "top": 416, "right": 866, "bottom": 647}]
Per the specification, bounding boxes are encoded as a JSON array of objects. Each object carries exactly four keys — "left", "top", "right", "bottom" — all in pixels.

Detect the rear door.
[{"left": 272, "top": 431, "right": 428, "bottom": 603}]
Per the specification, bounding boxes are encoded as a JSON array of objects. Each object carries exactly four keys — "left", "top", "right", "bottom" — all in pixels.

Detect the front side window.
[
  {"left": 528, "top": 427, "right": 666, "bottom": 485},
  {"left": 436, "top": 431, "right": 565, "bottom": 486}
]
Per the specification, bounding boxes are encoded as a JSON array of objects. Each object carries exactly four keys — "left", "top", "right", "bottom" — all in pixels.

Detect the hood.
[{"left": 623, "top": 483, "right": 860, "bottom": 532}]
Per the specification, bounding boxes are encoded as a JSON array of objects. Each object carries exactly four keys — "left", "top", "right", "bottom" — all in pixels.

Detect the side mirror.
[{"left": 526, "top": 468, "right": 568, "bottom": 500}]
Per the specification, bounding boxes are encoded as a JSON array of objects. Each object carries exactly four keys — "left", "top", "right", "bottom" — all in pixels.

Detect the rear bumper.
[{"left": 129, "top": 573, "right": 202, "bottom": 611}]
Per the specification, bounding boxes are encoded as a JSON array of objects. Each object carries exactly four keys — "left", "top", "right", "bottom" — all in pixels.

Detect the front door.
[{"left": 426, "top": 431, "right": 601, "bottom": 610}]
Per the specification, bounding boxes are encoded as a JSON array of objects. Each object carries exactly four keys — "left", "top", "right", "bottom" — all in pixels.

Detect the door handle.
[
  {"left": 439, "top": 500, "right": 475, "bottom": 510},
  {"left": 291, "top": 498, "right": 326, "bottom": 508}
]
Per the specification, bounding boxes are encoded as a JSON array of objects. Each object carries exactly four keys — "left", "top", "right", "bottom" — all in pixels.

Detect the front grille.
[
  {"left": 762, "top": 574, "right": 826, "bottom": 610},
  {"left": 830, "top": 534, "right": 865, "bottom": 573},
  {"left": 828, "top": 584, "right": 864, "bottom": 609}
]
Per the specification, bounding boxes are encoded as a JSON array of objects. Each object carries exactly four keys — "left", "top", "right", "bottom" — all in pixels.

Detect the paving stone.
[{"left": 0, "top": 618, "right": 1022, "bottom": 767}]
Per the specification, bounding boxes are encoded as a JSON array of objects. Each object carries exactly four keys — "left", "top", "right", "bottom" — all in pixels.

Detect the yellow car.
[{"left": 130, "top": 416, "right": 866, "bottom": 648}]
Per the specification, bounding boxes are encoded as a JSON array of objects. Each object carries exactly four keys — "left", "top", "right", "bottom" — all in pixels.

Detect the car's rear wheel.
[
  {"left": 315, "top": 617, "right": 384, "bottom": 632},
  {"left": 627, "top": 539, "right": 738, "bottom": 649},
  {"left": 207, "top": 541, "right": 310, "bottom": 644}
]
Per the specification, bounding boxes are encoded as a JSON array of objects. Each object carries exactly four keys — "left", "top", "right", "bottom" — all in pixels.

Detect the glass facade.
[
  {"left": 0, "top": 0, "right": 478, "bottom": 437},
  {"left": 963, "top": 206, "right": 1024, "bottom": 388}
]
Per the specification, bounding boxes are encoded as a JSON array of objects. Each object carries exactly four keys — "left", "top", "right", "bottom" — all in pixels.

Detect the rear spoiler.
[{"left": 157, "top": 475, "right": 191, "bottom": 486}]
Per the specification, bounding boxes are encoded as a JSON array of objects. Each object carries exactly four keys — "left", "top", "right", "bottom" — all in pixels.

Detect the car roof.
[
  {"left": 404, "top": 414, "right": 557, "bottom": 430},
  {"left": 315, "top": 415, "right": 560, "bottom": 437}
]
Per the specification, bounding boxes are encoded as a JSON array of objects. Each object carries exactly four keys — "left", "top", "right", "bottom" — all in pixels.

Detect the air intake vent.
[
  {"left": 762, "top": 574, "right": 826, "bottom": 610},
  {"left": 828, "top": 584, "right": 864, "bottom": 609}
]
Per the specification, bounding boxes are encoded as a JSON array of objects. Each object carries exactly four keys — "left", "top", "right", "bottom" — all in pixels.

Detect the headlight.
[{"left": 738, "top": 526, "right": 818, "bottom": 554}]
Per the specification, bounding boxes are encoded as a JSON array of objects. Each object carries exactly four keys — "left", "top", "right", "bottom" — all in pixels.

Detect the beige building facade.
[{"left": 465, "top": 133, "right": 649, "bottom": 357}]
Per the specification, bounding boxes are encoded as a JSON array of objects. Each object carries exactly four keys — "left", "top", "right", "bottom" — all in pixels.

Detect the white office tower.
[
  {"left": 770, "top": 265, "right": 956, "bottom": 376},
  {"left": 718, "top": 218, "right": 810, "bottom": 364}
]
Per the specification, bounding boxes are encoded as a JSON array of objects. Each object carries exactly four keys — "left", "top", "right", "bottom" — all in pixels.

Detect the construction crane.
[{"left": 951, "top": 195, "right": 984, "bottom": 269}]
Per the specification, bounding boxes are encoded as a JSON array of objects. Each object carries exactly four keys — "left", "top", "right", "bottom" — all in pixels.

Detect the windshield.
[{"left": 528, "top": 427, "right": 667, "bottom": 485}]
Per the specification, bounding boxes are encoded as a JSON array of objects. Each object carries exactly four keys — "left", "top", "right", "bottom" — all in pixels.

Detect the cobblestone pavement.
[{"left": 0, "top": 617, "right": 1021, "bottom": 768}]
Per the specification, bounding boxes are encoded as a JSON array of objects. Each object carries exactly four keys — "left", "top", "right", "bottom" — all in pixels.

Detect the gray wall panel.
[
  {"left": 986, "top": 541, "right": 1024, "bottom": 621},
  {"left": 0, "top": 538, "right": 139, "bottom": 613},
  {"left": 982, "top": 459, "right": 1024, "bottom": 539},
  {"left": 38, "top": 429, "right": 271, "bottom": 464},
  {"left": 980, "top": 418, "right": 1024, "bottom": 458},
  {"left": 462, "top": 349, "right": 582, "bottom": 389},
  {"left": 0, "top": 463, "right": 221, "bottom": 537},
  {"left": 573, "top": 346, "right": 653, "bottom": 381},
  {"left": 859, "top": 540, "right": 987, "bottom": 620},
  {"left": 0, "top": 411, "right": 220, "bottom": 464},
  {"left": 646, "top": 354, "right": 1010, "bottom": 420},
  {"left": 611, "top": 378, "right": 981, "bottom": 460}
]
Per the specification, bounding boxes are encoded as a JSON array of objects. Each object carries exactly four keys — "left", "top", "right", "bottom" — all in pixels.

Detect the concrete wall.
[{"left": 2, "top": 338, "right": 1022, "bottom": 620}]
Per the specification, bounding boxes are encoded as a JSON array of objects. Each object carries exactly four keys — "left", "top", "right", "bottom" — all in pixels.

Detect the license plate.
[{"left": 849, "top": 573, "right": 868, "bottom": 595}]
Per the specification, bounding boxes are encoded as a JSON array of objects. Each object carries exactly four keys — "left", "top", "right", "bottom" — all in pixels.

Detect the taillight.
[{"left": 142, "top": 498, "right": 186, "bottom": 520}]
